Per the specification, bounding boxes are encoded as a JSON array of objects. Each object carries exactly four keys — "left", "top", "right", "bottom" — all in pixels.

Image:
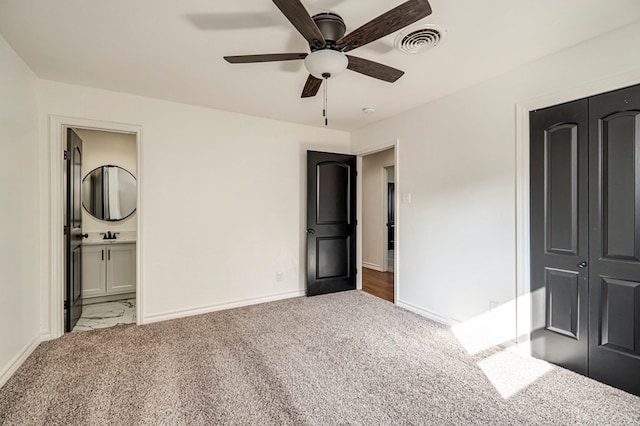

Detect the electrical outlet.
[
  {"left": 490, "top": 301, "right": 500, "bottom": 311},
  {"left": 276, "top": 271, "right": 284, "bottom": 282}
]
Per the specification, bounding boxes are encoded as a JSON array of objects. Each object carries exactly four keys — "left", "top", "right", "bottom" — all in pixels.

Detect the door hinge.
[
  {"left": 63, "top": 150, "right": 70, "bottom": 161},
  {"left": 63, "top": 225, "right": 69, "bottom": 235}
]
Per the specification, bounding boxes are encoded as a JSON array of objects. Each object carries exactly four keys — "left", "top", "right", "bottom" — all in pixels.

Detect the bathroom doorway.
[
  {"left": 52, "top": 116, "right": 142, "bottom": 339},
  {"left": 66, "top": 128, "right": 138, "bottom": 332}
]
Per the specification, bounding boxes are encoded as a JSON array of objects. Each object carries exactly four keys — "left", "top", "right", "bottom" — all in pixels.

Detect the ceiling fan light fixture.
[{"left": 304, "top": 49, "right": 348, "bottom": 80}]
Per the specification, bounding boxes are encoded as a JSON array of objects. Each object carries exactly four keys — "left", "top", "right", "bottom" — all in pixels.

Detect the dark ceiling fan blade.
[
  {"left": 346, "top": 55, "right": 404, "bottom": 82},
  {"left": 301, "top": 74, "right": 323, "bottom": 98},
  {"left": 224, "top": 53, "right": 308, "bottom": 64},
  {"left": 272, "top": 0, "right": 326, "bottom": 48},
  {"left": 337, "top": 0, "right": 432, "bottom": 52}
]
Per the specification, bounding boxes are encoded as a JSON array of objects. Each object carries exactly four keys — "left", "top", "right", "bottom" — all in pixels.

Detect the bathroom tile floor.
[{"left": 72, "top": 298, "right": 136, "bottom": 332}]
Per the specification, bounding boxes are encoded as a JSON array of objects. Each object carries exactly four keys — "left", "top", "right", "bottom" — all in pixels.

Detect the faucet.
[{"left": 101, "top": 231, "right": 120, "bottom": 240}]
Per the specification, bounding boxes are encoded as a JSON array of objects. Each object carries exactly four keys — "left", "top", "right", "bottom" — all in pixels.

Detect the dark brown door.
[
  {"left": 587, "top": 85, "right": 640, "bottom": 396},
  {"left": 387, "top": 182, "right": 395, "bottom": 250},
  {"left": 530, "top": 99, "right": 590, "bottom": 375},
  {"left": 530, "top": 84, "right": 640, "bottom": 396},
  {"left": 306, "top": 151, "right": 356, "bottom": 296},
  {"left": 65, "top": 129, "right": 83, "bottom": 332}
]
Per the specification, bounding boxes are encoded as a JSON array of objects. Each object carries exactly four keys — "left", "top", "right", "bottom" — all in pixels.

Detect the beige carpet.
[{"left": 1, "top": 291, "right": 639, "bottom": 425}]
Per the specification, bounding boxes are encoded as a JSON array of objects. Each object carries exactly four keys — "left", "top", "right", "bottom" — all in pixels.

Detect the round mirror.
[{"left": 82, "top": 165, "right": 136, "bottom": 221}]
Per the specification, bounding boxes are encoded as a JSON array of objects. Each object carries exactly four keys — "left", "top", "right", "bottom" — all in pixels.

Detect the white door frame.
[
  {"left": 355, "top": 140, "right": 399, "bottom": 303},
  {"left": 514, "top": 70, "right": 640, "bottom": 349},
  {"left": 49, "top": 115, "right": 143, "bottom": 339},
  {"left": 381, "top": 162, "right": 394, "bottom": 273}
]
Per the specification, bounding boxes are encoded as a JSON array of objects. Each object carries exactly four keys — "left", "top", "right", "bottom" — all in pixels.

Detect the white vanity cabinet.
[
  {"left": 82, "top": 242, "right": 136, "bottom": 301},
  {"left": 82, "top": 245, "right": 107, "bottom": 297}
]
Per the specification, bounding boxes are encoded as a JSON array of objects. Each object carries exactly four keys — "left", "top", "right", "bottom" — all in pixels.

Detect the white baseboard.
[
  {"left": 82, "top": 292, "right": 136, "bottom": 306},
  {"left": 0, "top": 334, "right": 43, "bottom": 389},
  {"left": 397, "top": 300, "right": 458, "bottom": 326},
  {"left": 142, "top": 290, "right": 306, "bottom": 324},
  {"left": 362, "top": 262, "right": 384, "bottom": 272}
]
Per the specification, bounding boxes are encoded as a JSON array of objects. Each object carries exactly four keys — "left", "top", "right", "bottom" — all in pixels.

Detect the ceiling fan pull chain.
[{"left": 324, "top": 78, "right": 328, "bottom": 127}]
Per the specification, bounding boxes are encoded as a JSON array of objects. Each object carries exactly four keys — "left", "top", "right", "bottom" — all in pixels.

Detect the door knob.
[
  {"left": 307, "top": 228, "right": 315, "bottom": 235},
  {"left": 578, "top": 261, "right": 587, "bottom": 268}
]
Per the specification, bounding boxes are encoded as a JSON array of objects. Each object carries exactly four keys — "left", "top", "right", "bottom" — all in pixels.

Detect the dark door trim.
[
  {"left": 48, "top": 116, "right": 142, "bottom": 339},
  {"left": 515, "top": 72, "right": 640, "bottom": 346}
]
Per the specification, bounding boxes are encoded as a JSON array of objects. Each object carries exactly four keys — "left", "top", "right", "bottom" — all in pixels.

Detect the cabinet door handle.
[
  {"left": 101, "top": 249, "right": 104, "bottom": 261},
  {"left": 108, "top": 249, "right": 111, "bottom": 261}
]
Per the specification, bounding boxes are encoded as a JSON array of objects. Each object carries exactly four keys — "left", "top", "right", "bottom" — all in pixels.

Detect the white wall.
[
  {"left": 352, "top": 22, "right": 640, "bottom": 341},
  {"left": 0, "top": 35, "right": 41, "bottom": 386},
  {"left": 37, "top": 80, "right": 350, "bottom": 326},
  {"left": 74, "top": 128, "right": 137, "bottom": 234},
  {"left": 362, "top": 148, "right": 394, "bottom": 270}
]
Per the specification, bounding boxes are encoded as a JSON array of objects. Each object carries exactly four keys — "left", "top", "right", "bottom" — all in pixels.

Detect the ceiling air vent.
[{"left": 394, "top": 24, "right": 447, "bottom": 54}]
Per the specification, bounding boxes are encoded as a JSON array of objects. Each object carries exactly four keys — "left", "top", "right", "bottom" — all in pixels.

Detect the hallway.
[{"left": 362, "top": 268, "right": 394, "bottom": 303}]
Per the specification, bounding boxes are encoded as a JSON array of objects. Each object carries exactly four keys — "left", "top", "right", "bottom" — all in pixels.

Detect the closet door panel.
[
  {"left": 530, "top": 99, "right": 589, "bottom": 375},
  {"left": 588, "top": 84, "right": 640, "bottom": 397}
]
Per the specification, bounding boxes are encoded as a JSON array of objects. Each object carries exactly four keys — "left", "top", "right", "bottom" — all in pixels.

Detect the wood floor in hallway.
[{"left": 362, "top": 267, "right": 394, "bottom": 303}]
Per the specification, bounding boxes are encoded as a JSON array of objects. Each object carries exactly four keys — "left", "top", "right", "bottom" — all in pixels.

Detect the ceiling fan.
[{"left": 224, "top": 0, "right": 432, "bottom": 98}]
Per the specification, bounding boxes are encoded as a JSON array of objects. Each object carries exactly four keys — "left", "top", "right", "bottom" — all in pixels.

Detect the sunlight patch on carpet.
[{"left": 478, "top": 349, "right": 553, "bottom": 399}]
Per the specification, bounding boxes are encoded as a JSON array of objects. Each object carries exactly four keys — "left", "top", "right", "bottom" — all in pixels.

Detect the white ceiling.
[{"left": 2, "top": 0, "right": 640, "bottom": 131}]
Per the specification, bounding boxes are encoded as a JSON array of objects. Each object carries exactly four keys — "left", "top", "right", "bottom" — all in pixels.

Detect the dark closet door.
[
  {"left": 66, "top": 129, "right": 84, "bottom": 332},
  {"left": 306, "top": 151, "right": 357, "bottom": 296},
  {"left": 587, "top": 85, "right": 640, "bottom": 395},
  {"left": 530, "top": 99, "right": 590, "bottom": 375}
]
